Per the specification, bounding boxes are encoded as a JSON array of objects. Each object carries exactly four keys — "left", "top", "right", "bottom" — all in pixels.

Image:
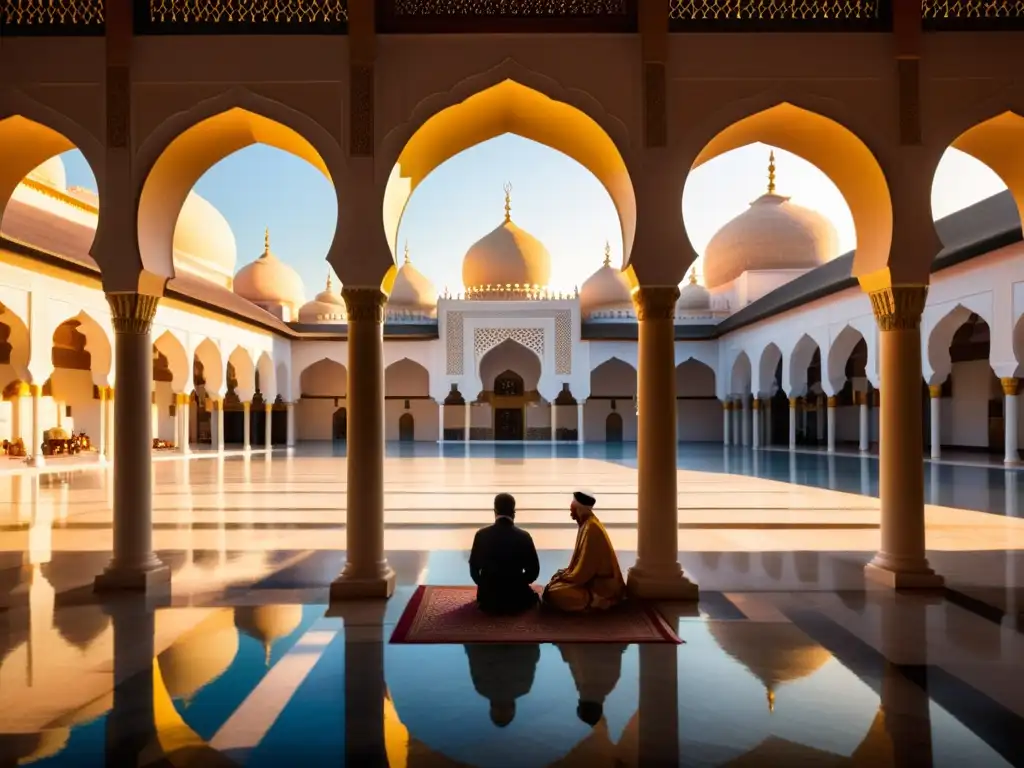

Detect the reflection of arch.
[
  {"left": 398, "top": 412, "right": 415, "bottom": 442},
  {"left": 193, "top": 338, "right": 224, "bottom": 394},
  {"left": 729, "top": 352, "right": 751, "bottom": 395},
  {"left": 826, "top": 325, "right": 866, "bottom": 394},
  {"left": 949, "top": 112, "right": 1024, "bottom": 229},
  {"left": 137, "top": 94, "right": 338, "bottom": 283},
  {"left": 153, "top": 330, "right": 190, "bottom": 393},
  {"left": 333, "top": 407, "right": 347, "bottom": 440},
  {"left": 605, "top": 412, "right": 623, "bottom": 443},
  {"left": 687, "top": 102, "right": 893, "bottom": 278},
  {"left": 382, "top": 73, "right": 635, "bottom": 266}
]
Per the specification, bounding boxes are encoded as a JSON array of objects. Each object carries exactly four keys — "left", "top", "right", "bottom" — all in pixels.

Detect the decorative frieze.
[
  {"left": 631, "top": 287, "right": 680, "bottom": 321},
  {"left": 473, "top": 327, "right": 545, "bottom": 361},
  {"left": 868, "top": 285, "right": 928, "bottom": 332},
  {"left": 107, "top": 293, "right": 160, "bottom": 335},
  {"left": 342, "top": 288, "right": 387, "bottom": 324}
]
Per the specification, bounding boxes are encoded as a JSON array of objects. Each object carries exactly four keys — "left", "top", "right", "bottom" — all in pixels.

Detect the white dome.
[
  {"left": 27, "top": 156, "right": 67, "bottom": 191},
  {"left": 234, "top": 229, "right": 306, "bottom": 309},
  {"left": 172, "top": 190, "right": 238, "bottom": 283},
  {"left": 461, "top": 187, "right": 551, "bottom": 291},
  {"left": 298, "top": 272, "right": 346, "bottom": 323},
  {"left": 580, "top": 245, "right": 631, "bottom": 312},
  {"left": 389, "top": 246, "right": 437, "bottom": 312},
  {"left": 677, "top": 269, "right": 711, "bottom": 311},
  {"left": 703, "top": 154, "right": 839, "bottom": 290}
]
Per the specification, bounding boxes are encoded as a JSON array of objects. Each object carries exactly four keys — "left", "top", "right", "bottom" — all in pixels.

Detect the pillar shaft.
[
  {"left": 464, "top": 401, "right": 471, "bottom": 443},
  {"left": 242, "top": 401, "right": 251, "bottom": 451},
  {"left": 722, "top": 401, "right": 731, "bottom": 446},
  {"left": 627, "top": 287, "right": 697, "bottom": 600},
  {"left": 216, "top": 400, "right": 225, "bottom": 453},
  {"left": 550, "top": 402, "right": 557, "bottom": 442},
  {"left": 815, "top": 395, "right": 826, "bottom": 442},
  {"left": 741, "top": 396, "right": 751, "bottom": 446},
  {"left": 577, "top": 401, "right": 585, "bottom": 443},
  {"left": 438, "top": 402, "right": 445, "bottom": 443},
  {"left": 751, "top": 399, "right": 761, "bottom": 448},
  {"left": 180, "top": 396, "right": 191, "bottom": 455},
  {"left": 788, "top": 398, "right": 798, "bottom": 450},
  {"left": 1003, "top": 379, "right": 1020, "bottom": 465},
  {"left": 27, "top": 384, "right": 45, "bottom": 466},
  {"left": 929, "top": 384, "right": 942, "bottom": 460},
  {"left": 731, "top": 399, "right": 741, "bottom": 445},
  {"left": 286, "top": 403, "right": 296, "bottom": 447},
  {"left": 265, "top": 403, "right": 273, "bottom": 449},
  {"left": 865, "top": 285, "right": 942, "bottom": 588},
  {"left": 105, "top": 387, "right": 116, "bottom": 462},
  {"left": 826, "top": 396, "right": 837, "bottom": 453},
  {"left": 331, "top": 288, "right": 395, "bottom": 601},
  {"left": 95, "top": 293, "right": 169, "bottom": 592},
  {"left": 858, "top": 392, "right": 869, "bottom": 452},
  {"left": 97, "top": 386, "right": 109, "bottom": 462}
]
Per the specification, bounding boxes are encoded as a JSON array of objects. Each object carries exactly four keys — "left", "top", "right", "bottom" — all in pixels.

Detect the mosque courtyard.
[{"left": 1, "top": 446, "right": 1022, "bottom": 766}]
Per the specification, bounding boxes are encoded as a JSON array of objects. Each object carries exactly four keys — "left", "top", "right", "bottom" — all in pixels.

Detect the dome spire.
[
  {"left": 688, "top": 266, "right": 698, "bottom": 285},
  {"left": 767, "top": 150, "right": 777, "bottom": 195},
  {"left": 503, "top": 182, "right": 513, "bottom": 223},
  {"left": 326, "top": 269, "right": 333, "bottom": 292},
  {"left": 603, "top": 241, "right": 611, "bottom": 267},
  {"left": 403, "top": 240, "right": 411, "bottom": 264},
  {"left": 264, "top": 227, "right": 270, "bottom": 252}
]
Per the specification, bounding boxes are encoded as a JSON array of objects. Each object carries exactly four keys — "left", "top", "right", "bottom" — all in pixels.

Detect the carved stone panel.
[
  {"left": 554, "top": 310, "right": 572, "bottom": 374},
  {"left": 446, "top": 311, "right": 464, "bottom": 375}
]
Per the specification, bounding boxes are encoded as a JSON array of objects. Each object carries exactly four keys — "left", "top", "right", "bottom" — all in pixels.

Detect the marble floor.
[{"left": 1, "top": 444, "right": 1023, "bottom": 766}]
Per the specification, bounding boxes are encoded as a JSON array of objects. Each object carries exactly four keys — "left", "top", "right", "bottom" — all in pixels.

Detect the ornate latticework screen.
[
  {"left": 1, "top": 0, "right": 104, "bottom": 34},
  {"left": 138, "top": 0, "right": 348, "bottom": 33},
  {"left": 922, "top": 0, "right": 1024, "bottom": 29},
  {"left": 377, "top": 0, "right": 637, "bottom": 32},
  {"left": 668, "top": 0, "right": 890, "bottom": 29}
]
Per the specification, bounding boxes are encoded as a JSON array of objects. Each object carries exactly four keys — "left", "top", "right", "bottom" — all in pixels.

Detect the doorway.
[
  {"left": 605, "top": 412, "right": 623, "bottom": 443},
  {"left": 333, "top": 407, "right": 347, "bottom": 440},
  {"left": 495, "top": 408, "right": 524, "bottom": 441},
  {"left": 399, "top": 412, "right": 415, "bottom": 442}
]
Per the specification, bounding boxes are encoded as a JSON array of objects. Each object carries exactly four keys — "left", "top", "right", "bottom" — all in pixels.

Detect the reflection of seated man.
[
  {"left": 543, "top": 492, "right": 626, "bottom": 612},
  {"left": 464, "top": 643, "right": 541, "bottom": 727},
  {"left": 557, "top": 643, "right": 628, "bottom": 726},
  {"left": 469, "top": 493, "right": 541, "bottom": 615}
]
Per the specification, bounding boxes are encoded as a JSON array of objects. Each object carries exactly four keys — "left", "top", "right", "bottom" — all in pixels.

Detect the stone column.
[
  {"left": 105, "top": 387, "right": 115, "bottom": 463},
  {"left": 438, "top": 402, "right": 445, "bottom": 443},
  {"left": 751, "top": 399, "right": 761, "bottom": 448},
  {"left": 216, "top": 399, "right": 225, "bottom": 453},
  {"left": 788, "top": 397, "right": 798, "bottom": 450},
  {"left": 628, "top": 287, "right": 698, "bottom": 600},
  {"left": 864, "top": 285, "right": 942, "bottom": 588},
  {"left": 464, "top": 401, "right": 471, "bottom": 443},
  {"left": 857, "top": 391, "right": 869, "bottom": 452},
  {"left": 550, "top": 402, "right": 557, "bottom": 442},
  {"left": 577, "top": 401, "right": 585, "bottom": 443},
  {"left": 97, "top": 385, "right": 109, "bottom": 463},
  {"left": 929, "top": 384, "right": 942, "bottom": 460},
  {"left": 330, "top": 288, "right": 395, "bottom": 601},
  {"left": 815, "top": 396, "right": 826, "bottom": 443},
  {"left": 179, "top": 395, "right": 191, "bottom": 455},
  {"left": 242, "top": 401, "right": 251, "bottom": 451},
  {"left": 722, "top": 401, "right": 731, "bottom": 446},
  {"left": 264, "top": 403, "right": 273, "bottom": 450},
  {"left": 286, "top": 403, "right": 296, "bottom": 448},
  {"left": 741, "top": 395, "right": 751, "bottom": 447},
  {"left": 826, "top": 396, "right": 837, "bottom": 453},
  {"left": 95, "top": 293, "right": 169, "bottom": 592},
  {"left": 27, "top": 384, "right": 45, "bottom": 467},
  {"left": 765, "top": 398, "right": 773, "bottom": 446},
  {"left": 1003, "top": 378, "right": 1020, "bottom": 465},
  {"left": 731, "top": 399, "right": 741, "bottom": 445}
]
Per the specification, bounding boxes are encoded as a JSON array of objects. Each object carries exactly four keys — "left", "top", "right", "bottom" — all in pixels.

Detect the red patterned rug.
[{"left": 390, "top": 585, "right": 682, "bottom": 644}]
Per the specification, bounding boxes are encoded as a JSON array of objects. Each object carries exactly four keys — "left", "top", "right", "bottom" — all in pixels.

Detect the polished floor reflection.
[{"left": 1, "top": 446, "right": 1023, "bottom": 765}]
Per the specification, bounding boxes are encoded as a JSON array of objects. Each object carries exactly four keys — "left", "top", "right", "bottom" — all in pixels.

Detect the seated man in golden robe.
[{"left": 542, "top": 492, "right": 626, "bottom": 612}]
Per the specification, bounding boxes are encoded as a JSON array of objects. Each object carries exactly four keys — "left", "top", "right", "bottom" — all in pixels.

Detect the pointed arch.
[
  {"left": 52, "top": 311, "right": 113, "bottom": 387},
  {"left": 255, "top": 352, "right": 277, "bottom": 400},
  {"left": 948, "top": 111, "right": 1024, "bottom": 229},
  {"left": 478, "top": 338, "right": 541, "bottom": 393},
  {"left": 153, "top": 330, "right": 190, "bottom": 393},
  {"left": 926, "top": 303, "right": 993, "bottom": 384},
  {"left": 756, "top": 343, "right": 782, "bottom": 396},
  {"left": 729, "top": 351, "right": 751, "bottom": 396},
  {"left": 826, "top": 325, "right": 866, "bottom": 395},
  {"left": 786, "top": 333, "right": 821, "bottom": 397},
  {"left": 227, "top": 346, "right": 256, "bottom": 401},
  {"left": 589, "top": 356, "right": 636, "bottom": 399},
  {"left": 193, "top": 338, "right": 224, "bottom": 395},
  {"left": 299, "top": 358, "right": 347, "bottom": 398},
  {"left": 385, "top": 357, "right": 430, "bottom": 397},
  {"left": 0, "top": 302, "right": 31, "bottom": 381}
]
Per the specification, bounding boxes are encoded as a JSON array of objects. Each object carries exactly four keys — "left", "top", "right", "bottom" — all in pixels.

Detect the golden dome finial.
[
  {"left": 326, "top": 269, "right": 333, "bottom": 292},
  {"left": 503, "top": 182, "right": 513, "bottom": 223},
  {"left": 688, "top": 266, "right": 698, "bottom": 285},
  {"left": 264, "top": 227, "right": 270, "bottom": 252},
  {"left": 603, "top": 241, "right": 612, "bottom": 266},
  {"left": 403, "top": 241, "right": 411, "bottom": 265},
  {"left": 767, "top": 687, "right": 776, "bottom": 713},
  {"left": 767, "top": 150, "right": 777, "bottom": 195}
]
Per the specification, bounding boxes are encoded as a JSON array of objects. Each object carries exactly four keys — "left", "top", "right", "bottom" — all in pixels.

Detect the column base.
[
  {"left": 626, "top": 566, "right": 699, "bottom": 601},
  {"left": 94, "top": 561, "right": 171, "bottom": 593},
  {"left": 329, "top": 566, "right": 397, "bottom": 602},
  {"left": 1005, "top": 458, "right": 1020, "bottom": 467},
  {"left": 864, "top": 561, "right": 944, "bottom": 590},
  {"left": 25, "top": 455, "right": 45, "bottom": 468}
]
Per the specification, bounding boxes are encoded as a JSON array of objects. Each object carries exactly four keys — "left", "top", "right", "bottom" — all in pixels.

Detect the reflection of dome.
[
  {"left": 234, "top": 605, "right": 304, "bottom": 663},
  {"left": 298, "top": 272, "right": 346, "bottom": 323},
  {"left": 580, "top": 243, "right": 631, "bottom": 313},
  {"left": 173, "top": 191, "right": 238, "bottom": 285},
  {"left": 234, "top": 229, "right": 306, "bottom": 310},
  {"left": 462, "top": 185, "right": 551, "bottom": 292},
  {"left": 7, "top": 728, "right": 70, "bottom": 765},
  {"left": 54, "top": 605, "right": 111, "bottom": 651},
  {"left": 708, "top": 622, "right": 832, "bottom": 712},
  {"left": 677, "top": 268, "right": 711, "bottom": 311},
  {"left": 702, "top": 152, "right": 838, "bottom": 290},
  {"left": 27, "top": 156, "right": 67, "bottom": 191},
  {"left": 389, "top": 244, "right": 437, "bottom": 313},
  {"left": 157, "top": 609, "right": 239, "bottom": 700}
]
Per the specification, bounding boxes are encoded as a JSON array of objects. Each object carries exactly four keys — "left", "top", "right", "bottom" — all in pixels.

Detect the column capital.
[
  {"left": 265, "top": 402, "right": 274, "bottom": 412},
  {"left": 342, "top": 287, "right": 387, "bottom": 324},
  {"left": 827, "top": 396, "right": 838, "bottom": 408},
  {"left": 751, "top": 399, "right": 761, "bottom": 411},
  {"left": 789, "top": 397, "right": 799, "bottom": 409},
  {"left": 928, "top": 384, "right": 943, "bottom": 399},
  {"left": 868, "top": 285, "right": 928, "bottom": 332},
  {"left": 855, "top": 391, "right": 865, "bottom": 406},
  {"left": 1002, "top": 377, "right": 1020, "bottom": 396},
  {"left": 631, "top": 286, "right": 680, "bottom": 321},
  {"left": 722, "top": 400, "right": 732, "bottom": 411},
  {"left": 29, "top": 383, "right": 42, "bottom": 397},
  {"left": 107, "top": 292, "right": 160, "bottom": 335}
]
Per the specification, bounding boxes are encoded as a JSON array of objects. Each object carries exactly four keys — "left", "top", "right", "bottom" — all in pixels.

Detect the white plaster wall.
[
  {"left": 945, "top": 360, "right": 994, "bottom": 448},
  {"left": 385, "top": 399, "right": 438, "bottom": 441},
  {"left": 154, "top": 381, "right": 176, "bottom": 442},
  {"left": 584, "top": 400, "right": 637, "bottom": 442},
  {"left": 49, "top": 368, "right": 99, "bottom": 440},
  {"left": 296, "top": 398, "right": 343, "bottom": 441}
]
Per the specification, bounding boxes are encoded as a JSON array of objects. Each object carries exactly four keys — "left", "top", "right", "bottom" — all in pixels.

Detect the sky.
[{"left": 59, "top": 136, "right": 1007, "bottom": 299}]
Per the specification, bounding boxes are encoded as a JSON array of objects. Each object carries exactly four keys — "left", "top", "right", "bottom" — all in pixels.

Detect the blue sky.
[{"left": 59, "top": 137, "right": 1006, "bottom": 299}]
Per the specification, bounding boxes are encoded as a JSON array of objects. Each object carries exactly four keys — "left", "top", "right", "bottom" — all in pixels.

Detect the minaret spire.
[
  {"left": 503, "top": 182, "right": 513, "bottom": 223},
  {"left": 264, "top": 227, "right": 270, "bottom": 253},
  {"left": 326, "top": 269, "right": 333, "bottom": 292},
  {"left": 404, "top": 241, "right": 411, "bottom": 264},
  {"left": 767, "top": 150, "right": 777, "bottom": 195},
  {"left": 688, "top": 266, "right": 697, "bottom": 285},
  {"left": 603, "top": 241, "right": 612, "bottom": 267}
]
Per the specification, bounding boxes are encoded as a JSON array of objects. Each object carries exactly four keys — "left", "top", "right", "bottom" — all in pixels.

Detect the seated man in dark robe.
[
  {"left": 543, "top": 491, "right": 626, "bottom": 612},
  {"left": 464, "top": 643, "right": 541, "bottom": 727},
  {"left": 469, "top": 493, "right": 541, "bottom": 615}
]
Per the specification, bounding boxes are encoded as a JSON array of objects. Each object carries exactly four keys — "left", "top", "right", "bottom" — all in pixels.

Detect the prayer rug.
[{"left": 390, "top": 585, "right": 682, "bottom": 644}]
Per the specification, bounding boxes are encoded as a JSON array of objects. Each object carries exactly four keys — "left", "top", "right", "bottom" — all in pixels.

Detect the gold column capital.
[
  {"left": 789, "top": 397, "right": 798, "bottom": 409},
  {"left": 827, "top": 396, "right": 838, "bottom": 408},
  {"left": 631, "top": 286, "right": 680, "bottom": 321},
  {"left": 28, "top": 383, "right": 42, "bottom": 397},
  {"left": 242, "top": 400, "right": 251, "bottom": 410},
  {"left": 107, "top": 387, "right": 115, "bottom": 400},
  {"left": 342, "top": 287, "right": 387, "bottom": 324},
  {"left": 752, "top": 399, "right": 761, "bottom": 411},
  {"left": 265, "top": 403, "right": 274, "bottom": 413},
  {"left": 868, "top": 285, "right": 928, "bottom": 332},
  {"left": 1002, "top": 377, "right": 1020, "bottom": 397},
  {"left": 722, "top": 401, "right": 732, "bottom": 411},
  {"left": 928, "top": 384, "right": 943, "bottom": 399},
  {"left": 854, "top": 391, "right": 865, "bottom": 406},
  {"left": 106, "top": 292, "right": 160, "bottom": 335}
]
